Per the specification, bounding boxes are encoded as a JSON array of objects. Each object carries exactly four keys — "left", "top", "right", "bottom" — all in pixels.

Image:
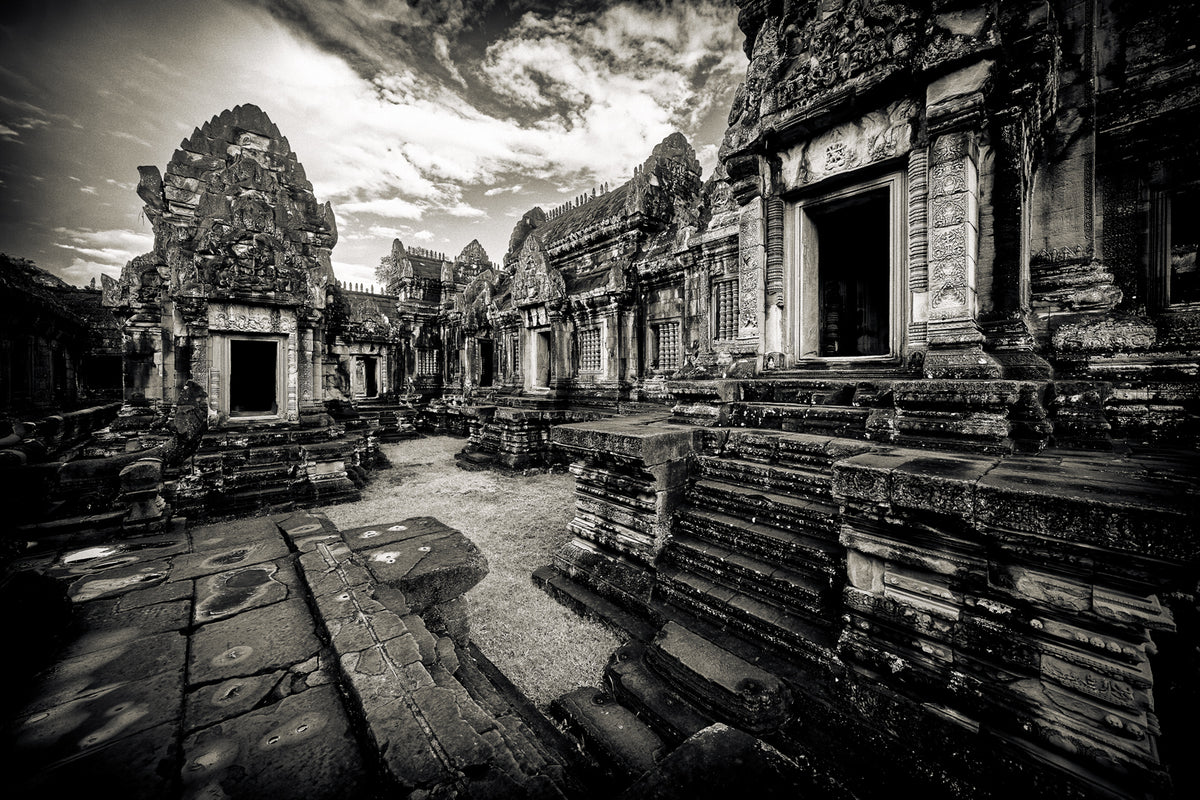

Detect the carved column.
[
  {"left": 924, "top": 130, "right": 1002, "bottom": 378},
  {"left": 298, "top": 327, "right": 314, "bottom": 407},
  {"left": 737, "top": 202, "right": 764, "bottom": 344},
  {"left": 763, "top": 195, "right": 785, "bottom": 362},
  {"left": 907, "top": 147, "right": 930, "bottom": 350}
]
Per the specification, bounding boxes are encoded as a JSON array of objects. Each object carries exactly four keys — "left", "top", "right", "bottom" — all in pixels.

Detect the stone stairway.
[
  {"left": 658, "top": 429, "right": 874, "bottom": 667},
  {"left": 353, "top": 397, "right": 420, "bottom": 442},
  {"left": 173, "top": 423, "right": 371, "bottom": 518}
]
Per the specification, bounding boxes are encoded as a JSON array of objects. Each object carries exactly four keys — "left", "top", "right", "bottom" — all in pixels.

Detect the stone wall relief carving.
[
  {"left": 738, "top": 207, "right": 763, "bottom": 338},
  {"left": 779, "top": 99, "right": 918, "bottom": 191},
  {"left": 208, "top": 303, "right": 298, "bottom": 334}
]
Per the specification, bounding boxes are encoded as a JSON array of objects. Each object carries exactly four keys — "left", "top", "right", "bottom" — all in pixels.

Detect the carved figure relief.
[{"left": 738, "top": 211, "right": 762, "bottom": 333}]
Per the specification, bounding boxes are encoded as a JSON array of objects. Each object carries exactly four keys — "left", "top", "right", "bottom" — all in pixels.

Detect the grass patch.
[{"left": 317, "top": 436, "right": 620, "bottom": 708}]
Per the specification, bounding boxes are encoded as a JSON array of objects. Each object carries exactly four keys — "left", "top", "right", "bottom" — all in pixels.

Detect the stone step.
[
  {"left": 642, "top": 621, "right": 791, "bottom": 736},
  {"left": 729, "top": 402, "right": 871, "bottom": 438},
  {"left": 455, "top": 642, "right": 604, "bottom": 795},
  {"left": 532, "top": 565, "right": 657, "bottom": 643},
  {"left": 606, "top": 642, "right": 713, "bottom": 745},
  {"left": 550, "top": 687, "right": 665, "bottom": 786},
  {"left": 656, "top": 565, "right": 837, "bottom": 667},
  {"left": 696, "top": 454, "right": 832, "bottom": 499},
  {"left": 686, "top": 477, "right": 841, "bottom": 536},
  {"left": 697, "top": 427, "right": 875, "bottom": 471},
  {"left": 443, "top": 648, "right": 579, "bottom": 798},
  {"left": 674, "top": 507, "right": 841, "bottom": 576},
  {"left": 660, "top": 533, "right": 832, "bottom": 621}
]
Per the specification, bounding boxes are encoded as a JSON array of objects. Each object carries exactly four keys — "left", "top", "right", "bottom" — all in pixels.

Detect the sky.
[{"left": 0, "top": 0, "right": 746, "bottom": 290}]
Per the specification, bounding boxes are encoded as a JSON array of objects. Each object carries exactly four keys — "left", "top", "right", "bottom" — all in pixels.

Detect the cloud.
[
  {"left": 243, "top": 0, "right": 743, "bottom": 192},
  {"left": 484, "top": 184, "right": 524, "bottom": 196},
  {"left": 80, "top": 185, "right": 98, "bottom": 194},
  {"left": 111, "top": 129, "right": 154, "bottom": 149},
  {"left": 50, "top": 227, "right": 154, "bottom": 283},
  {"left": 52, "top": 226, "right": 153, "bottom": 268},
  {"left": 0, "top": 123, "right": 18, "bottom": 141},
  {"left": 338, "top": 196, "right": 425, "bottom": 220}
]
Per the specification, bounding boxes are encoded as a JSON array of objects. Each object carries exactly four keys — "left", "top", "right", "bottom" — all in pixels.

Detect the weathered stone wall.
[{"left": 541, "top": 414, "right": 1198, "bottom": 798}]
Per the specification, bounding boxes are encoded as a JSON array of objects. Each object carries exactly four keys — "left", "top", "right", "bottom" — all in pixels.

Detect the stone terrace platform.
[{"left": 1, "top": 512, "right": 585, "bottom": 799}]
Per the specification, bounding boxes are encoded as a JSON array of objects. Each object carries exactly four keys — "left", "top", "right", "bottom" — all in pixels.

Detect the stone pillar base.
[{"left": 923, "top": 346, "right": 1003, "bottom": 380}]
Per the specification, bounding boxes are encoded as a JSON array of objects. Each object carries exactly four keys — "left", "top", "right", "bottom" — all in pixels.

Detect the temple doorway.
[
  {"left": 534, "top": 330, "right": 551, "bottom": 388},
  {"left": 229, "top": 338, "right": 278, "bottom": 415},
  {"left": 361, "top": 356, "right": 379, "bottom": 397},
  {"left": 478, "top": 339, "right": 494, "bottom": 387}
]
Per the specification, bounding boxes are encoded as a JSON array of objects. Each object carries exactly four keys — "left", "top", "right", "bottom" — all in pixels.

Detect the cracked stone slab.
[
  {"left": 185, "top": 670, "right": 288, "bottom": 733},
  {"left": 181, "top": 684, "right": 371, "bottom": 800},
  {"left": 22, "top": 629, "right": 187, "bottom": 717},
  {"left": 193, "top": 558, "right": 300, "bottom": 624},
  {"left": 188, "top": 598, "right": 321, "bottom": 685},
  {"left": 111, "top": 576, "right": 193, "bottom": 611},
  {"left": 76, "top": 597, "right": 192, "bottom": 637},
  {"left": 360, "top": 525, "right": 488, "bottom": 613},
  {"left": 190, "top": 516, "right": 286, "bottom": 550},
  {"left": 341, "top": 517, "right": 455, "bottom": 552},
  {"left": 172, "top": 537, "right": 291, "bottom": 581},
  {"left": 15, "top": 720, "right": 178, "bottom": 800},
  {"left": 12, "top": 668, "right": 183, "bottom": 774}
]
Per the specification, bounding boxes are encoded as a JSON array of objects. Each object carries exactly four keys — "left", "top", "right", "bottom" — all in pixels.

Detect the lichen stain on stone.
[
  {"left": 256, "top": 710, "right": 327, "bottom": 750},
  {"left": 206, "top": 548, "right": 252, "bottom": 567},
  {"left": 69, "top": 569, "right": 168, "bottom": 602},
  {"left": 78, "top": 703, "right": 149, "bottom": 748},
  {"left": 212, "top": 645, "right": 254, "bottom": 667},
  {"left": 197, "top": 565, "right": 280, "bottom": 618}
]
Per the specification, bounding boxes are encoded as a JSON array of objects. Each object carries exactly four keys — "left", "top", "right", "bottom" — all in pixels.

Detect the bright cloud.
[
  {"left": 0, "top": 0, "right": 746, "bottom": 285},
  {"left": 51, "top": 227, "right": 154, "bottom": 281}
]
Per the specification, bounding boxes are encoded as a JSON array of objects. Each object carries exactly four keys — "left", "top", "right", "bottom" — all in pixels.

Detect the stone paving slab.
[
  {"left": 171, "top": 536, "right": 291, "bottom": 581},
  {"left": 24, "top": 630, "right": 187, "bottom": 716},
  {"left": 342, "top": 515, "right": 456, "bottom": 551},
  {"left": 188, "top": 597, "right": 322, "bottom": 685},
  {"left": 5, "top": 508, "right": 574, "bottom": 799},
  {"left": 193, "top": 557, "right": 300, "bottom": 624},
  {"left": 76, "top": 596, "right": 192, "bottom": 636},
  {"left": 190, "top": 516, "right": 287, "bottom": 549},
  {"left": 15, "top": 720, "right": 180, "bottom": 800},
  {"left": 63, "top": 557, "right": 175, "bottom": 603},
  {"left": 49, "top": 535, "right": 191, "bottom": 577},
  {"left": 359, "top": 520, "right": 488, "bottom": 613},
  {"left": 13, "top": 668, "right": 183, "bottom": 772},
  {"left": 180, "top": 684, "right": 371, "bottom": 800}
]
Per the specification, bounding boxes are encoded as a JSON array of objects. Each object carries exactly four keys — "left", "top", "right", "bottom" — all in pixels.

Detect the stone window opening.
[
  {"left": 1150, "top": 183, "right": 1200, "bottom": 308},
  {"left": 578, "top": 327, "right": 601, "bottom": 372},
  {"left": 651, "top": 321, "right": 680, "bottom": 372},
  {"left": 713, "top": 279, "right": 738, "bottom": 341},
  {"left": 417, "top": 349, "right": 439, "bottom": 377},
  {"left": 229, "top": 338, "right": 279, "bottom": 416},
  {"left": 790, "top": 172, "right": 904, "bottom": 362}
]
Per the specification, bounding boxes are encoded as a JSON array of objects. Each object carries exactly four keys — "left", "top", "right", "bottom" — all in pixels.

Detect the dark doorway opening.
[
  {"left": 230, "top": 339, "right": 277, "bottom": 415},
  {"left": 535, "top": 330, "right": 551, "bottom": 388},
  {"left": 812, "top": 187, "right": 891, "bottom": 357},
  {"left": 362, "top": 356, "right": 378, "bottom": 397},
  {"left": 478, "top": 339, "right": 494, "bottom": 387}
]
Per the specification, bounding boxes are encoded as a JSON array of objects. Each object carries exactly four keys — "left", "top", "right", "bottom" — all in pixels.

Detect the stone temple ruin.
[{"left": 2, "top": 2, "right": 1200, "bottom": 799}]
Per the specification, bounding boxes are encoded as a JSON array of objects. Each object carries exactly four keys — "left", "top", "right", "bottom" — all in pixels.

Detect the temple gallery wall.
[{"left": 2, "top": 2, "right": 1199, "bottom": 799}]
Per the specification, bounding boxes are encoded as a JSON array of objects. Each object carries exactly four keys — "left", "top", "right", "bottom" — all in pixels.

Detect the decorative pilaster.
[
  {"left": 924, "top": 131, "right": 1001, "bottom": 378},
  {"left": 908, "top": 147, "right": 930, "bottom": 349},
  {"left": 737, "top": 203, "right": 764, "bottom": 343}
]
